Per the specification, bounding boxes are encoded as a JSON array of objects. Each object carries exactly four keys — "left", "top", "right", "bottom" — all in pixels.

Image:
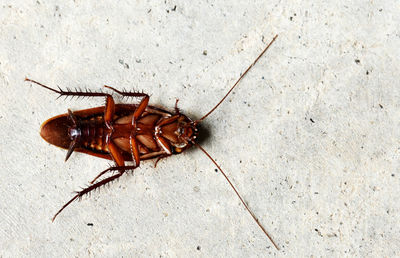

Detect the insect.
[{"left": 26, "top": 35, "right": 279, "bottom": 249}]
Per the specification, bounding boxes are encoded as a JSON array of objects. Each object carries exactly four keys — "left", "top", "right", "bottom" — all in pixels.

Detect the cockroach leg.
[
  {"left": 155, "top": 135, "right": 173, "bottom": 155},
  {"left": 90, "top": 166, "right": 115, "bottom": 184},
  {"left": 25, "top": 78, "right": 112, "bottom": 99},
  {"left": 132, "top": 95, "right": 149, "bottom": 121},
  {"left": 154, "top": 155, "right": 169, "bottom": 168},
  {"left": 104, "top": 95, "right": 115, "bottom": 129},
  {"left": 52, "top": 165, "right": 138, "bottom": 222},
  {"left": 104, "top": 85, "right": 148, "bottom": 98},
  {"left": 129, "top": 136, "right": 141, "bottom": 166},
  {"left": 127, "top": 94, "right": 150, "bottom": 166},
  {"left": 53, "top": 137, "right": 132, "bottom": 221},
  {"left": 107, "top": 140, "right": 126, "bottom": 168},
  {"left": 156, "top": 114, "right": 180, "bottom": 127},
  {"left": 174, "top": 99, "right": 180, "bottom": 114}
]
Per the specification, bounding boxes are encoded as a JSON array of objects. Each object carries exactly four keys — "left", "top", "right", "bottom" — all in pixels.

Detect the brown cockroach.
[{"left": 26, "top": 35, "right": 279, "bottom": 249}]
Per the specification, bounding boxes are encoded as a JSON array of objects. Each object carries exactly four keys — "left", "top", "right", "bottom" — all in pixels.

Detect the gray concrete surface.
[{"left": 1, "top": 0, "right": 399, "bottom": 257}]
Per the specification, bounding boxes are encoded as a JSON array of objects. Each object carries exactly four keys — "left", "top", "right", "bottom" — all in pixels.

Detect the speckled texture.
[{"left": 1, "top": 0, "right": 399, "bottom": 257}]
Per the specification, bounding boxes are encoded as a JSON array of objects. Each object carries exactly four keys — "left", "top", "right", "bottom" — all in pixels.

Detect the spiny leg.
[
  {"left": 25, "top": 78, "right": 117, "bottom": 131},
  {"left": 104, "top": 85, "right": 148, "bottom": 98},
  {"left": 52, "top": 165, "right": 137, "bottom": 222},
  {"left": 90, "top": 166, "right": 114, "bottom": 184},
  {"left": 25, "top": 78, "right": 112, "bottom": 99},
  {"left": 53, "top": 140, "right": 134, "bottom": 221},
  {"left": 26, "top": 77, "right": 116, "bottom": 134},
  {"left": 89, "top": 138, "right": 127, "bottom": 185}
]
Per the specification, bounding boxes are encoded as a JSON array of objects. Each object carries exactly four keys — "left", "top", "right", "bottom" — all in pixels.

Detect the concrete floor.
[{"left": 1, "top": 0, "right": 399, "bottom": 257}]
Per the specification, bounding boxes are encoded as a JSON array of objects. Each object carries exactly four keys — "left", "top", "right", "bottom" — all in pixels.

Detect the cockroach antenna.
[
  {"left": 195, "top": 34, "right": 278, "bottom": 124},
  {"left": 192, "top": 35, "right": 279, "bottom": 250}
]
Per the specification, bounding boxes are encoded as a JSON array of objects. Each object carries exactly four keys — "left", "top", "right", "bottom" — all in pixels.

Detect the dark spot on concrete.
[
  {"left": 172, "top": 5, "right": 176, "bottom": 11},
  {"left": 214, "top": 169, "right": 218, "bottom": 173},
  {"left": 87, "top": 223, "right": 93, "bottom": 226},
  {"left": 202, "top": 50, "right": 207, "bottom": 56},
  {"left": 119, "top": 59, "right": 124, "bottom": 64},
  {"left": 355, "top": 59, "right": 360, "bottom": 64},
  {"left": 197, "top": 246, "right": 201, "bottom": 251},
  {"left": 310, "top": 118, "right": 315, "bottom": 123},
  {"left": 366, "top": 70, "right": 369, "bottom": 75},
  {"left": 124, "top": 63, "right": 129, "bottom": 69},
  {"left": 379, "top": 104, "right": 383, "bottom": 108}
]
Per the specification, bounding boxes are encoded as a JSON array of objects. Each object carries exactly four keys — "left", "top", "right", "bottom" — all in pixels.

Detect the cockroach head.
[{"left": 172, "top": 115, "right": 199, "bottom": 153}]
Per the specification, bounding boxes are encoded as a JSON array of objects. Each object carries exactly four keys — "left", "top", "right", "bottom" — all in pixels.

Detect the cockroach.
[{"left": 26, "top": 35, "right": 279, "bottom": 249}]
